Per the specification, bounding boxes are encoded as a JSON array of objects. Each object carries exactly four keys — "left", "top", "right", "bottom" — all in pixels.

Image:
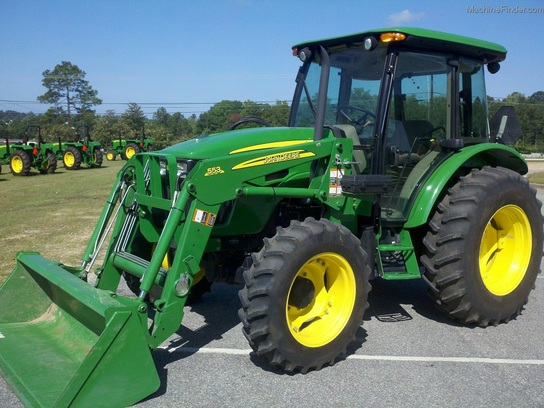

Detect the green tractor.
[
  {"left": 0, "top": 126, "right": 57, "bottom": 176},
  {"left": 56, "top": 125, "right": 103, "bottom": 170},
  {"left": 0, "top": 27, "right": 542, "bottom": 407},
  {"left": 106, "top": 129, "right": 154, "bottom": 161}
]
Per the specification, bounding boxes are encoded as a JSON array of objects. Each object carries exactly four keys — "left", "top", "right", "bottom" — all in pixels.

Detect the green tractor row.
[
  {"left": 54, "top": 125, "right": 103, "bottom": 170},
  {"left": 0, "top": 126, "right": 57, "bottom": 176},
  {"left": 0, "top": 27, "right": 542, "bottom": 407},
  {"left": 106, "top": 130, "right": 154, "bottom": 161},
  {"left": 0, "top": 125, "right": 103, "bottom": 176}
]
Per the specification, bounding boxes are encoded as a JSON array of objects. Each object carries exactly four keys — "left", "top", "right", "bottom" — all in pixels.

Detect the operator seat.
[{"left": 335, "top": 124, "right": 367, "bottom": 173}]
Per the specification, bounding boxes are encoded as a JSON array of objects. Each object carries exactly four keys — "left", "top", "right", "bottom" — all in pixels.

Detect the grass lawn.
[
  {"left": 0, "top": 159, "right": 125, "bottom": 284},
  {"left": 527, "top": 171, "right": 544, "bottom": 185}
]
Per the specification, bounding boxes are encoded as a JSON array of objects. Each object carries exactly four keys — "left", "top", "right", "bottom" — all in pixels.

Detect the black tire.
[
  {"left": 93, "top": 148, "right": 103, "bottom": 166},
  {"left": 63, "top": 146, "right": 82, "bottom": 170},
  {"left": 421, "top": 166, "right": 543, "bottom": 327},
  {"left": 106, "top": 150, "right": 117, "bottom": 161},
  {"left": 238, "top": 217, "right": 371, "bottom": 373},
  {"left": 124, "top": 143, "right": 140, "bottom": 160},
  {"left": 39, "top": 152, "right": 57, "bottom": 174},
  {"left": 10, "top": 149, "right": 31, "bottom": 176}
]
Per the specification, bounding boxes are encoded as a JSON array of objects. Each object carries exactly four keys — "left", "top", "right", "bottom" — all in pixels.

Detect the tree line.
[
  {"left": 0, "top": 61, "right": 290, "bottom": 150},
  {"left": 1, "top": 61, "right": 543, "bottom": 152}
]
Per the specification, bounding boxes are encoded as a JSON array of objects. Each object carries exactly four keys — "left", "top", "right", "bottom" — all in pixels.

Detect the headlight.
[
  {"left": 159, "top": 158, "right": 167, "bottom": 177},
  {"left": 177, "top": 161, "right": 188, "bottom": 178}
]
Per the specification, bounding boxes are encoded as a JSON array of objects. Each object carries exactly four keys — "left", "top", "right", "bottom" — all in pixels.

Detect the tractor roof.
[{"left": 293, "top": 27, "right": 507, "bottom": 64}]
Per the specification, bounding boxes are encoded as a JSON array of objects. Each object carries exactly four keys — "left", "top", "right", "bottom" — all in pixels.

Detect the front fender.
[{"left": 404, "top": 143, "right": 527, "bottom": 228}]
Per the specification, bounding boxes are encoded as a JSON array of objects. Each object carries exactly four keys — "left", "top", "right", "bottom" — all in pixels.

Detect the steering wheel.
[
  {"left": 228, "top": 116, "right": 273, "bottom": 131},
  {"left": 338, "top": 106, "right": 376, "bottom": 136},
  {"left": 338, "top": 106, "right": 375, "bottom": 126}
]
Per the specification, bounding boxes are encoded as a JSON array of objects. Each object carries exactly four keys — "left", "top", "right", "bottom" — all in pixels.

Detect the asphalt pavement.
[{"left": 1, "top": 188, "right": 543, "bottom": 408}]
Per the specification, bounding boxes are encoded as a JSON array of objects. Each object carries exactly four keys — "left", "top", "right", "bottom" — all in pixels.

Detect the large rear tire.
[
  {"left": 421, "top": 166, "right": 543, "bottom": 327},
  {"left": 63, "top": 146, "right": 82, "bottom": 170},
  {"left": 238, "top": 217, "right": 371, "bottom": 373},
  {"left": 10, "top": 149, "right": 31, "bottom": 176}
]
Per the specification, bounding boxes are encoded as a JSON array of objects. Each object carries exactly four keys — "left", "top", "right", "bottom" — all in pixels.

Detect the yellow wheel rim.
[
  {"left": 64, "top": 152, "right": 75, "bottom": 167},
  {"left": 11, "top": 156, "right": 23, "bottom": 173},
  {"left": 126, "top": 146, "right": 136, "bottom": 158},
  {"left": 479, "top": 205, "right": 532, "bottom": 296},
  {"left": 286, "top": 252, "right": 356, "bottom": 348},
  {"left": 107, "top": 152, "right": 114, "bottom": 160}
]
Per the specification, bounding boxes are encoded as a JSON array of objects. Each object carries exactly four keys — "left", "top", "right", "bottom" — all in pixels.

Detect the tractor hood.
[{"left": 159, "top": 127, "right": 316, "bottom": 160}]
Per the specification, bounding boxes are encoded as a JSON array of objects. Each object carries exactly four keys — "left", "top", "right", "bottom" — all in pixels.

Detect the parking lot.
[{"left": 1, "top": 189, "right": 543, "bottom": 407}]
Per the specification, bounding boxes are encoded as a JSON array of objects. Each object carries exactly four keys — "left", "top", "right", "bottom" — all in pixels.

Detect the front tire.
[
  {"left": 40, "top": 152, "right": 57, "bottom": 174},
  {"left": 238, "top": 217, "right": 371, "bottom": 373},
  {"left": 93, "top": 148, "right": 103, "bottom": 166},
  {"left": 106, "top": 150, "right": 117, "bottom": 161},
  {"left": 421, "top": 166, "right": 543, "bottom": 327}
]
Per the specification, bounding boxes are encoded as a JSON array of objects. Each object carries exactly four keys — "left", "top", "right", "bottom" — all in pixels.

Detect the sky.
[{"left": 1, "top": 0, "right": 543, "bottom": 118}]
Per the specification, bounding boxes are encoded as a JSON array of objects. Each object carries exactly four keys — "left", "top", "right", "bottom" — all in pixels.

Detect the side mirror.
[{"left": 487, "top": 62, "right": 500, "bottom": 74}]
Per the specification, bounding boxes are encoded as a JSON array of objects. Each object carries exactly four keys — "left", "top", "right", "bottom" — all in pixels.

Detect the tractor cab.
[{"left": 290, "top": 27, "right": 522, "bottom": 225}]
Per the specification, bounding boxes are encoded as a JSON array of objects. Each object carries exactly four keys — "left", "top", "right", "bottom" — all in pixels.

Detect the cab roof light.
[{"left": 380, "top": 32, "right": 406, "bottom": 43}]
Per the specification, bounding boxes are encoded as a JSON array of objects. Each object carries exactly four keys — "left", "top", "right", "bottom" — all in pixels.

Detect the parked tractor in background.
[
  {"left": 55, "top": 125, "right": 103, "bottom": 170},
  {"left": 106, "top": 129, "right": 153, "bottom": 161},
  {"left": 0, "top": 27, "right": 542, "bottom": 407},
  {"left": 0, "top": 125, "right": 57, "bottom": 176}
]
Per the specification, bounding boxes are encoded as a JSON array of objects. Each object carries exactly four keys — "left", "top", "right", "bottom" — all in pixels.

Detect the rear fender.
[{"left": 404, "top": 144, "right": 527, "bottom": 228}]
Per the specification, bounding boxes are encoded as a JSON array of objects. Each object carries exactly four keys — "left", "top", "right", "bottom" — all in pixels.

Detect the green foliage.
[
  {"left": 37, "top": 61, "right": 102, "bottom": 126},
  {"left": 196, "top": 100, "right": 244, "bottom": 134},
  {"left": 92, "top": 110, "right": 132, "bottom": 148},
  {"left": 122, "top": 102, "right": 146, "bottom": 133}
]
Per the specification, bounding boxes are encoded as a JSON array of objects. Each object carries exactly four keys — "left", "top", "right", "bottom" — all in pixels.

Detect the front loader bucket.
[{"left": 0, "top": 252, "right": 160, "bottom": 407}]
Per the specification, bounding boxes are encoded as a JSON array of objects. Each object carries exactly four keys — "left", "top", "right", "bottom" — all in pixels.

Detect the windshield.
[{"left": 291, "top": 45, "right": 387, "bottom": 143}]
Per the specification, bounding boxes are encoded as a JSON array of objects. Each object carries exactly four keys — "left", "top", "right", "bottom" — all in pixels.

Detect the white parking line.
[
  {"left": 161, "top": 346, "right": 544, "bottom": 365},
  {"left": 347, "top": 354, "right": 544, "bottom": 365}
]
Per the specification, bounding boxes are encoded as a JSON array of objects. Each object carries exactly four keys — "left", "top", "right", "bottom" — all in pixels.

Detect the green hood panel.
[{"left": 160, "top": 127, "right": 316, "bottom": 160}]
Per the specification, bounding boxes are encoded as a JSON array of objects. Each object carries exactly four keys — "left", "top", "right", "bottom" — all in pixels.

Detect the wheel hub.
[
  {"left": 286, "top": 253, "right": 356, "bottom": 347},
  {"left": 479, "top": 205, "right": 532, "bottom": 296}
]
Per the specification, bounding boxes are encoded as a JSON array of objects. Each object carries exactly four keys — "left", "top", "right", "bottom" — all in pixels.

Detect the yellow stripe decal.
[
  {"left": 229, "top": 140, "right": 313, "bottom": 155},
  {"left": 232, "top": 150, "right": 315, "bottom": 170}
]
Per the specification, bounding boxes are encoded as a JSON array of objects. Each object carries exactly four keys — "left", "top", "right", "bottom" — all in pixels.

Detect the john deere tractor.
[
  {"left": 106, "top": 129, "right": 154, "bottom": 161},
  {"left": 57, "top": 125, "right": 103, "bottom": 170},
  {"left": 0, "top": 126, "right": 57, "bottom": 176},
  {"left": 0, "top": 27, "right": 542, "bottom": 407}
]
